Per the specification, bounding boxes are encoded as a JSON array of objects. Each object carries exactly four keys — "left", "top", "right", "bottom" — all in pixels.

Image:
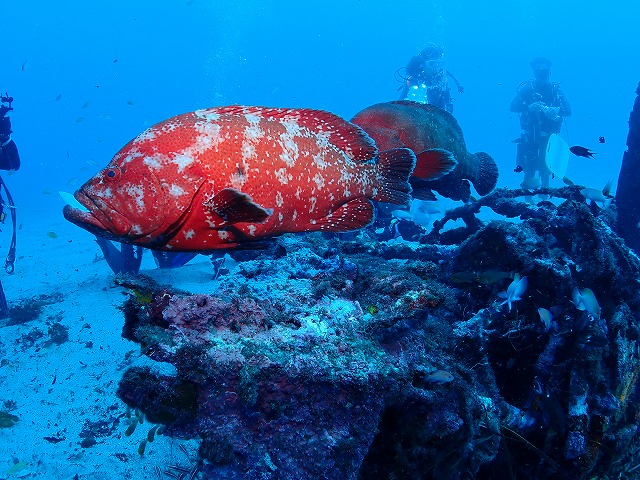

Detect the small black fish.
[
  {"left": 569, "top": 145, "right": 596, "bottom": 159},
  {"left": 599, "top": 136, "right": 605, "bottom": 144},
  {"left": 514, "top": 165, "right": 523, "bottom": 173}
]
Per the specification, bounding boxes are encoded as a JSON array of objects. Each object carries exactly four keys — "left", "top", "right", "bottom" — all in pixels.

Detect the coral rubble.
[{"left": 116, "top": 191, "right": 640, "bottom": 479}]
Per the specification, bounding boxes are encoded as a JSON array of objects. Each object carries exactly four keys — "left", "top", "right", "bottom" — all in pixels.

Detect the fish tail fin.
[
  {"left": 471, "top": 152, "right": 499, "bottom": 196},
  {"left": 413, "top": 148, "right": 457, "bottom": 180},
  {"left": 373, "top": 148, "right": 416, "bottom": 205}
]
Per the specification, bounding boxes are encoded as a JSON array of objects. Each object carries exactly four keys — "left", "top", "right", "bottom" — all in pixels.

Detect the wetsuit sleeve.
[
  {"left": 557, "top": 89, "right": 572, "bottom": 117},
  {"left": 510, "top": 83, "right": 531, "bottom": 113}
]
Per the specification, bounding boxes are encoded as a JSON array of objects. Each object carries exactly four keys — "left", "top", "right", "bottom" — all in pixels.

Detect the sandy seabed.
[{"left": 0, "top": 207, "right": 211, "bottom": 479}]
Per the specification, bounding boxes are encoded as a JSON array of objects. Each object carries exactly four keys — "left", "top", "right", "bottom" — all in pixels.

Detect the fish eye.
[{"left": 105, "top": 168, "right": 119, "bottom": 180}]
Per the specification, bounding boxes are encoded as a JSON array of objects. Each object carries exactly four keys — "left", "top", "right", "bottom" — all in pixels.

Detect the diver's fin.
[
  {"left": 206, "top": 188, "right": 271, "bottom": 224},
  {"left": 471, "top": 152, "right": 499, "bottom": 196},
  {"left": 413, "top": 148, "right": 457, "bottom": 180},
  {"left": 372, "top": 148, "right": 416, "bottom": 205}
]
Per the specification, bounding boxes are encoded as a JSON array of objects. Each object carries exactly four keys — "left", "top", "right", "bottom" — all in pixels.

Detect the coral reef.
[{"left": 115, "top": 190, "right": 640, "bottom": 479}]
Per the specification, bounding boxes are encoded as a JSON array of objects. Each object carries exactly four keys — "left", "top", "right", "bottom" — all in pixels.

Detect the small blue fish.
[
  {"left": 425, "top": 370, "right": 454, "bottom": 384},
  {"left": 498, "top": 273, "right": 528, "bottom": 311}
]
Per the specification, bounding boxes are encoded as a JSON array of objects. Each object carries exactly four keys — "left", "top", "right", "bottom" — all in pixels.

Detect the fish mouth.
[{"left": 63, "top": 189, "right": 132, "bottom": 239}]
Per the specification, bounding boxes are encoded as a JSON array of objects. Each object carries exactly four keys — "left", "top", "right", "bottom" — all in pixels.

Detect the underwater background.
[
  {"left": 3, "top": 1, "right": 640, "bottom": 479},
  {"left": 3, "top": 0, "right": 640, "bottom": 216}
]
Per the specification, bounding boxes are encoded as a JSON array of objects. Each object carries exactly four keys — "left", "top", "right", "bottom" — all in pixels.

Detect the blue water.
[
  {"left": 2, "top": 2, "right": 640, "bottom": 477},
  {"left": 3, "top": 0, "right": 639, "bottom": 218}
]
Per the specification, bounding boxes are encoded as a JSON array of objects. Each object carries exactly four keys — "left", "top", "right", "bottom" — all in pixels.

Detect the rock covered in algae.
[
  {"left": 116, "top": 236, "right": 499, "bottom": 480},
  {"left": 115, "top": 192, "right": 640, "bottom": 479},
  {"left": 617, "top": 81, "right": 640, "bottom": 254}
]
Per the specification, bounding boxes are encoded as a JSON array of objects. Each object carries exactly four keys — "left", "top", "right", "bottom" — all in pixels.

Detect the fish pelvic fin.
[
  {"left": 471, "top": 152, "right": 499, "bottom": 196},
  {"left": 372, "top": 148, "right": 416, "bottom": 205},
  {"left": 413, "top": 148, "right": 458, "bottom": 180},
  {"left": 313, "top": 197, "right": 375, "bottom": 232},
  {"left": 408, "top": 186, "right": 438, "bottom": 201}
]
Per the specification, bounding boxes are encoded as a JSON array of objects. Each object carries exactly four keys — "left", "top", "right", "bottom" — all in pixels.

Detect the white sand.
[{"left": 0, "top": 206, "right": 206, "bottom": 479}]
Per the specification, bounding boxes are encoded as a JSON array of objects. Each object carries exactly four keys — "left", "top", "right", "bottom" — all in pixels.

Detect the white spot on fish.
[
  {"left": 195, "top": 109, "right": 220, "bottom": 122},
  {"left": 309, "top": 196, "right": 317, "bottom": 213},
  {"left": 275, "top": 191, "right": 284, "bottom": 208},
  {"left": 312, "top": 152, "right": 327, "bottom": 169},
  {"left": 173, "top": 154, "right": 194, "bottom": 172},
  {"left": 313, "top": 173, "right": 325, "bottom": 189},
  {"left": 184, "top": 229, "right": 195, "bottom": 239},
  {"left": 244, "top": 114, "right": 265, "bottom": 141},
  {"left": 169, "top": 184, "right": 186, "bottom": 196},
  {"left": 275, "top": 168, "right": 289, "bottom": 185},
  {"left": 241, "top": 140, "right": 257, "bottom": 161},
  {"left": 248, "top": 225, "right": 257, "bottom": 236},
  {"left": 126, "top": 185, "right": 146, "bottom": 210},
  {"left": 192, "top": 123, "right": 222, "bottom": 153},
  {"left": 143, "top": 156, "right": 162, "bottom": 170},
  {"left": 279, "top": 122, "right": 302, "bottom": 167},
  {"left": 218, "top": 230, "right": 230, "bottom": 240},
  {"left": 135, "top": 128, "right": 157, "bottom": 143}
]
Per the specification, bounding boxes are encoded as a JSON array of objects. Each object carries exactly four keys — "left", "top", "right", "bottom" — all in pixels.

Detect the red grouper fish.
[
  {"left": 351, "top": 100, "right": 499, "bottom": 201},
  {"left": 63, "top": 105, "right": 424, "bottom": 251}
]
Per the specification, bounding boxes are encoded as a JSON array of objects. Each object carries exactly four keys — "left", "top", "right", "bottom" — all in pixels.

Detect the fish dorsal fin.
[
  {"left": 212, "top": 105, "right": 377, "bottom": 162},
  {"left": 389, "top": 100, "right": 465, "bottom": 141},
  {"left": 205, "top": 188, "right": 271, "bottom": 225}
]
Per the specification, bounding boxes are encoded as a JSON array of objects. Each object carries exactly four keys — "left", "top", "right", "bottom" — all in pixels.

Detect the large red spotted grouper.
[
  {"left": 351, "top": 100, "right": 499, "bottom": 201},
  {"left": 63, "top": 106, "right": 450, "bottom": 251}
]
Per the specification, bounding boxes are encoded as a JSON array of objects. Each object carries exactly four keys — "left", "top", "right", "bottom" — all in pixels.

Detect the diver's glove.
[
  {"left": 544, "top": 106, "right": 560, "bottom": 121},
  {"left": 528, "top": 101, "right": 546, "bottom": 113}
]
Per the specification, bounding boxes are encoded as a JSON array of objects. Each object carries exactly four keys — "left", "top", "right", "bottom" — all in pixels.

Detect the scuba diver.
[
  {"left": 397, "top": 43, "right": 464, "bottom": 113},
  {"left": 0, "top": 93, "right": 20, "bottom": 317},
  {"left": 511, "top": 57, "right": 571, "bottom": 191},
  {"left": 0, "top": 94, "right": 20, "bottom": 172}
]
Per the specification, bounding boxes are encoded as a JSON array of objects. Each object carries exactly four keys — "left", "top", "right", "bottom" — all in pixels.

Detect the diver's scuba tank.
[{"left": 405, "top": 83, "right": 429, "bottom": 104}]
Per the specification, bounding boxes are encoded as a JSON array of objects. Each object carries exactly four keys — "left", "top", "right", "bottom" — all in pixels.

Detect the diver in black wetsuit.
[
  {"left": 0, "top": 94, "right": 20, "bottom": 317},
  {"left": 397, "top": 43, "right": 464, "bottom": 113},
  {"left": 0, "top": 94, "right": 20, "bottom": 172},
  {"left": 511, "top": 57, "right": 571, "bottom": 191}
]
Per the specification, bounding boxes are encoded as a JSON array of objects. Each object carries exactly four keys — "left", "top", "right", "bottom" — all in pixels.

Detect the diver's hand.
[
  {"left": 457, "top": 85, "right": 464, "bottom": 94},
  {"left": 544, "top": 106, "right": 560, "bottom": 120},
  {"left": 528, "top": 101, "right": 546, "bottom": 113}
]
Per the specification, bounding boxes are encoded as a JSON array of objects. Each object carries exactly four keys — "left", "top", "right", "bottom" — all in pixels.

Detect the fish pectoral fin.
[
  {"left": 413, "top": 148, "right": 457, "bottom": 180},
  {"left": 313, "top": 197, "right": 374, "bottom": 232},
  {"left": 205, "top": 188, "right": 271, "bottom": 225}
]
